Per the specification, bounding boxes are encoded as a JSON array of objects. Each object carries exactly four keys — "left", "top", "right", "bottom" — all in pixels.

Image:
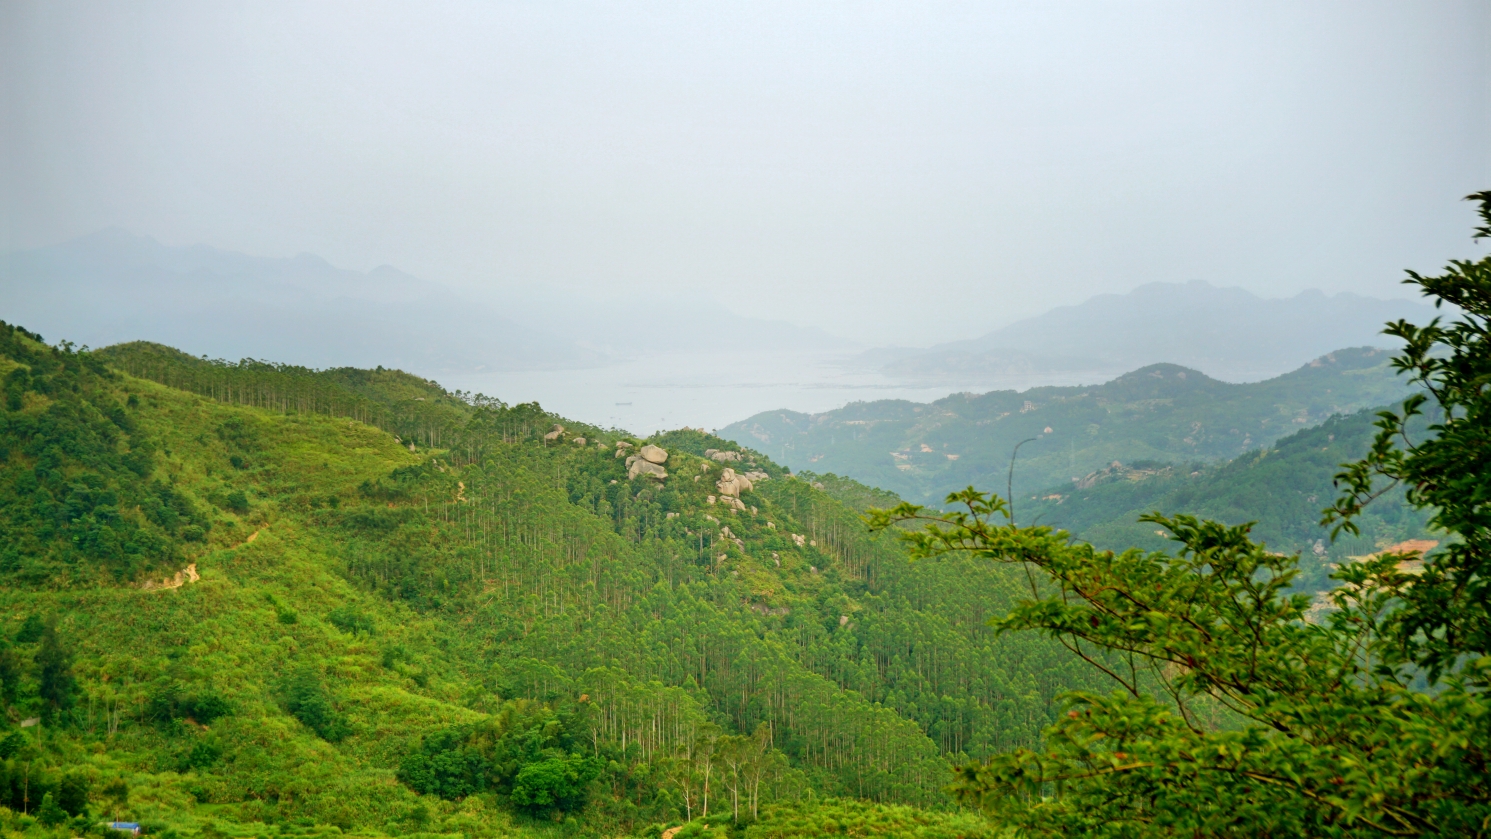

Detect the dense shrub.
[
  {"left": 510, "top": 754, "right": 602, "bottom": 814},
  {"left": 281, "top": 666, "right": 349, "bottom": 742}
]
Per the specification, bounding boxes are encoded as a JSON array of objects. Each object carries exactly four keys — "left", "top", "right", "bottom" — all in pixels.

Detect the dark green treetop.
[
  {"left": 869, "top": 193, "right": 1491, "bottom": 837},
  {"left": 1325, "top": 190, "right": 1491, "bottom": 684}
]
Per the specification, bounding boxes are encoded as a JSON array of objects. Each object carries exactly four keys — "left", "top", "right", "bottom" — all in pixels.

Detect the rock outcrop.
[
  {"left": 716, "top": 467, "right": 753, "bottom": 498},
  {"left": 543, "top": 424, "right": 565, "bottom": 443},
  {"left": 628, "top": 459, "right": 667, "bottom": 480},
  {"left": 720, "top": 526, "right": 745, "bottom": 550},
  {"left": 705, "top": 449, "right": 742, "bottom": 462},
  {"left": 625, "top": 445, "right": 669, "bottom": 480}
]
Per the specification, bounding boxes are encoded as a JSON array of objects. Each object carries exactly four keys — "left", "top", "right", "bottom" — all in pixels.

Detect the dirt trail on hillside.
[
  {"left": 142, "top": 527, "right": 262, "bottom": 591},
  {"left": 142, "top": 563, "right": 199, "bottom": 591}
]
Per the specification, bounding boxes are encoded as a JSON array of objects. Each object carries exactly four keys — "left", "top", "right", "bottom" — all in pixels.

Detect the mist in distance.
[{"left": 2, "top": 1, "right": 1488, "bottom": 431}]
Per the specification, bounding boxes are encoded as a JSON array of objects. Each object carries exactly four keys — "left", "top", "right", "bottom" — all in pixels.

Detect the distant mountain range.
[
  {"left": 0, "top": 229, "right": 847, "bottom": 372},
  {"left": 1021, "top": 408, "right": 1431, "bottom": 589},
  {"left": 5, "top": 231, "right": 1440, "bottom": 392},
  {"left": 720, "top": 347, "right": 1416, "bottom": 506},
  {"left": 863, "top": 280, "right": 1436, "bottom": 383}
]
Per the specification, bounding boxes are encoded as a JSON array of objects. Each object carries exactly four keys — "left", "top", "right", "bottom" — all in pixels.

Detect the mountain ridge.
[
  {"left": 720, "top": 346, "right": 1414, "bottom": 506},
  {"left": 0, "top": 230, "right": 852, "bottom": 375},
  {"left": 862, "top": 280, "right": 1435, "bottom": 383}
]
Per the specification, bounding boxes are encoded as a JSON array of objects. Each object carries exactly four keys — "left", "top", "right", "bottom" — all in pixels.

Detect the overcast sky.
[{"left": 3, "top": 1, "right": 1487, "bottom": 345}]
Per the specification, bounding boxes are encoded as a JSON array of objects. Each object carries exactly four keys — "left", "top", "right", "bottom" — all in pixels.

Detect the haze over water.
[{"left": 438, "top": 349, "right": 1098, "bottom": 437}]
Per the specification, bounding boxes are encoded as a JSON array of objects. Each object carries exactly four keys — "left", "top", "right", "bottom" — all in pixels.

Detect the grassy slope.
[
  {"left": 719, "top": 347, "right": 1410, "bottom": 506},
  {"left": 2, "top": 330, "right": 1052, "bottom": 838},
  {"left": 1, "top": 368, "right": 513, "bottom": 834}
]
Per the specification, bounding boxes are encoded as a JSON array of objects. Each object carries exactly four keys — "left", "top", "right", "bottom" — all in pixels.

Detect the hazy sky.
[{"left": 3, "top": 1, "right": 1487, "bottom": 345}]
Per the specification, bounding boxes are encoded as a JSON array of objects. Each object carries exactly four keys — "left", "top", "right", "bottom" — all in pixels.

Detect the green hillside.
[
  {"left": 1020, "top": 407, "right": 1435, "bottom": 591},
  {"left": 0, "top": 322, "right": 1095, "bottom": 837},
  {"left": 720, "top": 347, "right": 1410, "bottom": 506}
]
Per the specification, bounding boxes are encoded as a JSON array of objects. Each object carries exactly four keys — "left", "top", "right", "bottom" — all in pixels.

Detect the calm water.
[{"left": 437, "top": 350, "right": 1107, "bottom": 436}]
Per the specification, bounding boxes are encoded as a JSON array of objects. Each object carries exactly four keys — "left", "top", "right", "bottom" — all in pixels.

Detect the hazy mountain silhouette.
[
  {"left": 869, "top": 280, "right": 1436, "bottom": 383},
  {"left": 0, "top": 229, "right": 848, "bottom": 373}
]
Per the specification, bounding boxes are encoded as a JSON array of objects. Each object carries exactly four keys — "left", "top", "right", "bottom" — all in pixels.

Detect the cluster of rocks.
[
  {"left": 716, "top": 467, "right": 753, "bottom": 498},
  {"left": 713, "top": 496, "right": 746, "bottom": 512},
  {"left": 719, "top": 525, "right": 745, "bottom": 550},
  {"left": 625, "top": 444, "right": 669, "bottom": 480},
  {"left": 701, "top": 466, "right": 751, "bottom": 511},
  {"left": 540, "top": 423, "right": 590, "bottom": 447},
  {"left": 704, "top": 449, "right": 742, "bottom": 462}
]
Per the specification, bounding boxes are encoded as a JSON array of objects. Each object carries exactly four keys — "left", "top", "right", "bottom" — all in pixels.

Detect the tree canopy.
[{"left": 870, "top": 192, "right": 1491, "bottom": 838}]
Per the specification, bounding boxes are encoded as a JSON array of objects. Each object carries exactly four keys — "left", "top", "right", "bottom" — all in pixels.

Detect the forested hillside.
[
  {"left": 875, "top": 192, "right": 1491, "bottom": 838},
  {"left": 1020, "top": 407, "right": 1435, "bottom": 590},
  {"left": 0, "top": 322, "right": 1096, "bottom": 837},
  {"left": 721, "top": 347, "right": 1411, "bottom": 506}
]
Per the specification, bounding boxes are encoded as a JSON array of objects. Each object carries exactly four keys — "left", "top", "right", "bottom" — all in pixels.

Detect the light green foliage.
[
  {"left": 868, "top": 195, "right": 1491, "bottom": 837},
  {"left": 510, "top": 754, "right": 602, "bottom": 813},
  {"left": 396, "top": 700, "right": 594, "bottom": 810},
  {"left": 742, "top": 798, "right": 1004, "bottom": 838},
  {"left": 0, "top": 320, "right": 1045, "bottom": 836},
  {"left": 643, "top": 797, "right": 1003, "bottom": 838},
  {"left": 874, "top": 490, "right": 1489, "bottom": 835},
  {"left": 792, "top": 472, "right": 904, "bottom": 516},
  {"left": 1323, "top": 190, "right": 1491, "bottom": 683},
  {"left": 722, "top": 347, "right": 1412, "bottom": 506}
]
